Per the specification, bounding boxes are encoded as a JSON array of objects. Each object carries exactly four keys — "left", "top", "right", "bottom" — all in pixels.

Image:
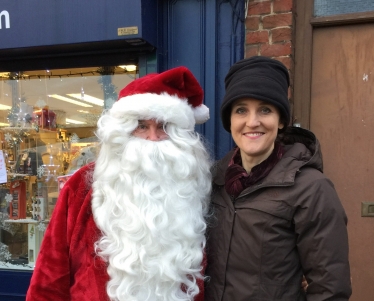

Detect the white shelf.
[
  {"left": 7, "top": 173, "right": 32, "bottom": 177},
  {"left": 2, "top": 127, "right": 35, "bottom": 131},
  {"left": 4, "top": 219, "right": 50, "bottom": 224},
  {"left": 1, "top": 126, "right": 56, "bottom": 133},
  {"left": 4, "top": 219, "right": 38, "bottom": 224}
]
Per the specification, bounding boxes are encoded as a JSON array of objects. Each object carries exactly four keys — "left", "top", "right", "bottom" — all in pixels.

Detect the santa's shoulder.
[{"left": 62, "top": 162, "right": 95, "bottom": 196}]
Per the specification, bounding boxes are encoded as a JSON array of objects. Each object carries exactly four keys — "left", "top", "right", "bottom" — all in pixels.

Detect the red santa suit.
[
  {"left": 26, "top": 66, "right": 210, "bottom": 301},
  {"left": 26, "top": 163, "right": 205, "bottom": 301}
]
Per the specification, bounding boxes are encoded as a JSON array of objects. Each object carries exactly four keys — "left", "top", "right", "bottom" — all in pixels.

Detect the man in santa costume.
[{"left": 26, "top": 66, "right": 211, "bottom": 301}]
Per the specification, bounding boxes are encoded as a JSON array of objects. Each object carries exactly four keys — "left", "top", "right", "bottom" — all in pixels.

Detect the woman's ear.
[{"left": 278, "top": 122, "right": 285, "bottom": 130}]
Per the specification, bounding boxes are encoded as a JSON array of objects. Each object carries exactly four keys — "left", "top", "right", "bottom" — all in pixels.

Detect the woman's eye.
[
  {"left": 235, "top": 107, "right": 246, "bottom": 114},
  {"left": 260, "top": 107, "right": 271, "bottom": 114}
]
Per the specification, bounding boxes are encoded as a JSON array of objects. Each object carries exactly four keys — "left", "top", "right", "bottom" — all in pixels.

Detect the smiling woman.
[
  {"left": 205, "top": 56, "right": 352, "bottom": 301},
  {"left": 229, "top": 99, "right": 284, "bottom": 172}
]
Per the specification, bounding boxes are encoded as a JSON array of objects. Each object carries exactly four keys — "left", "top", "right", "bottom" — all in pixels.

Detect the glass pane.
[
  {"left": 314, "top": 0, "right": 374, "bottom": 17},
  {"left": 0, "top": 65, "right": 137, "bottom": 270}
]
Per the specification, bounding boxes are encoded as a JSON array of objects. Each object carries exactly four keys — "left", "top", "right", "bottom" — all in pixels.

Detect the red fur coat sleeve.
[
  {"left": 26, "top": 165, "right": 109, "bottom": 301},
  {"left": 26, "top": 177, "right": 72, "bottom": 301}
]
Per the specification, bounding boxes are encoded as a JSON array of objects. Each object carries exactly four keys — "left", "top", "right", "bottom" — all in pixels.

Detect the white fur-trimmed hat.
[{"left": 112, "top": 66, "right": 209, "bottom": 129}]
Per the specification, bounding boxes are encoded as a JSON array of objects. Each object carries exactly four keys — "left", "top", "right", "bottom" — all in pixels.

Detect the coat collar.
[{"left": 212, "top": 127, "right": 322, "bottom": 189}]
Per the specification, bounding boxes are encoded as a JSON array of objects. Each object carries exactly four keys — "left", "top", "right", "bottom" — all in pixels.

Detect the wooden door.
[{"left": 310, "top": 23, "right": 374, "bottom": 301}]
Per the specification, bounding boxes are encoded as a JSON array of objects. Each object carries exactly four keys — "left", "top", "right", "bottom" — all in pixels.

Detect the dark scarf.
[{"left": 224, "top": 142, "right": 284, "bottom": 199}]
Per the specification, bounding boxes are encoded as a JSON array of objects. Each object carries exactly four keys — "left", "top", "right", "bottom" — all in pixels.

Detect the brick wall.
[
  {"left": 245, "top": 0, "right": 294, "bottom": 111},
  {"left": 245, "top": 0, "right": 293, "bottom": 70}
]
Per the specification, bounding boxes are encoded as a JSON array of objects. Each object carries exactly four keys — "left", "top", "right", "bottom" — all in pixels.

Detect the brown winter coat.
[{"left": 205, "top": 127, "right": 352, "bottom": 301}]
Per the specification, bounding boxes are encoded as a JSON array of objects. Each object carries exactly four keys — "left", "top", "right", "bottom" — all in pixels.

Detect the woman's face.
[{"left": 230, "top": 98, "right": 284, "bottom": 167}]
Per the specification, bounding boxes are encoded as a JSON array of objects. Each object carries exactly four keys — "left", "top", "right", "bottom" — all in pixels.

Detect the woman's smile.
[{"left": 230, "top": 98, "right": 284, "bottom": 171}]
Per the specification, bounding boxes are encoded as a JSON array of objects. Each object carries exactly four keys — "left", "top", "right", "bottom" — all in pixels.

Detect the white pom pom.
[{"left": 193, "top": 104, "right": 210, "bottom": 124}]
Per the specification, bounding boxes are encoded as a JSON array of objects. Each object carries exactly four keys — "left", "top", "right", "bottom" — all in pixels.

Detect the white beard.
[{"left": 91, "top": 122, "right": 211, "bottom": 301}]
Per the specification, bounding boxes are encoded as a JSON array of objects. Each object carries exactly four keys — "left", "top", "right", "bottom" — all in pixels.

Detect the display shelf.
[
  {"left": 0, "top": 261, "right": 34, "bottom": 270},
  {"left": 2, "top": 127, "right": 35, "bottom": 131},
  {"left": 0, "top": 124, "right": 87, "bottom": 274},
  {"left": 4, "top": 219, "right": 49, "bottom": 224},
  {"left": 0, "top": 126, "right": 58, "bottom": 134},
  {"left": 7, "top": 173, "right": 31, "bottom": 177},
  {"left": 4, "top": 219, "right": 38, "bottom": 224}
]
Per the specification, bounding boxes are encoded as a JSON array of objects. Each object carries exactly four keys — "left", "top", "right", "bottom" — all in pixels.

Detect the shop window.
[
  {"left": 314, "top": 0, "right": 374, "bottom": 17},
  {"left": 0, "top": 65, "right": 138, "bottom": 270}
]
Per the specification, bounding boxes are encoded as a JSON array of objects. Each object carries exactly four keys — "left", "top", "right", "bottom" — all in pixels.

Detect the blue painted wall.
[
  {"left": 0, "top": 270, "right": 32, "bottom": 301},
  {"left": 159, "top": 0, "right": 245, "bottom": 160}
]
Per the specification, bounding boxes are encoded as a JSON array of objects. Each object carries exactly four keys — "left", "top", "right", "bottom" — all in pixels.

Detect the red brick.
[
  {"left": 262, "top": 13, "right": 292, "bottom": 29},
  {"left": 246, "top": 30, "right": 269, "bottom": 44},
  {"left": 246, "top": 16, "right": 260, "bottom": 30},
  {"left": 276, "top": 56, "right": 292, "bottom": 70},
  {"left": 247, "top": 1, "right": 271, "bottom": 15},
  {"left": 245, "top": 45, "right": 260, "bottom": 58},
  {"left": 260, "top": 42, "right": 292, "bottom": 57},
  {"left": 271, "top": 27, "right": 292, "bottom": 43},
  {"left": 273, "top": 0, "right": 293, "bottom": 13}
]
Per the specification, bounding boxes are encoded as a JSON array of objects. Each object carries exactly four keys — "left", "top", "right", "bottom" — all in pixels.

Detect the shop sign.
[{"left": 0, "top": 0, "right": 156, "bottom": 49}]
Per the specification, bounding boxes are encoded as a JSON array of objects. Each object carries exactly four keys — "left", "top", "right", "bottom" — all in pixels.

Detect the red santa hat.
[{"left": 112, "top": 66, "right": 209, "bottom": 129}]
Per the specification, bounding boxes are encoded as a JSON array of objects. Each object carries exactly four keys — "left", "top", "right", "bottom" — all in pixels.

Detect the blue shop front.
[{"left": 0, "top": 0, "right": 244, "bottom": 299}]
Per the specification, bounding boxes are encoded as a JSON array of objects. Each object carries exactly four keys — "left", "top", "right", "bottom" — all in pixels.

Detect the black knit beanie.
[{"left": 220, "top": 56, "right": 290, "bottom": 133}]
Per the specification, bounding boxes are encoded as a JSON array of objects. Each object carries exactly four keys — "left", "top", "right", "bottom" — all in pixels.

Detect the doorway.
[
  {"left": 310, "top": 23, "right": 374, "bottom": 301},
  {"left": 294, "top": 2, "right": 374, "bottom": 300}
]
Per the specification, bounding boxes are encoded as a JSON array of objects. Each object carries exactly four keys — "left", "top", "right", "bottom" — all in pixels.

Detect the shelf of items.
[
  {"left": 0, "top": 124, "right": 97, "bottom": 270},
  {"left": 4, "top": 219, "right": 38, "bottom": 224},
  {"left": 7, "top": 173, "right": 31, "bottom": 178},
  {"left": 2, "top": 127, "right": 35, "bottom": 131},
  {"left": 1, "top": 126, "right": 58, "bottom": 134},
  {"left": 4, "top": 219, "right": 49, "bottom": 224},
  {"left": 2, "top": 219, "right": 50, "bottom": 266}
]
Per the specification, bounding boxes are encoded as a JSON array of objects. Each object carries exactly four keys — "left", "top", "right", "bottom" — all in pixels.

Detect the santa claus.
[{"left": 26, "top": 67, "right": 211, "bottom": 301}]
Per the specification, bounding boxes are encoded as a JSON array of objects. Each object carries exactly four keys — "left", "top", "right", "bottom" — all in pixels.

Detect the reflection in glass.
[
  {"left": 0, "top": 66, "right": 137, "bottom": 270},
  {"left": 0, "top": 66, "right": 138, "bottom": 128},
  {"left": 314, "top": 0, "right": 374, "bottom": 17}
]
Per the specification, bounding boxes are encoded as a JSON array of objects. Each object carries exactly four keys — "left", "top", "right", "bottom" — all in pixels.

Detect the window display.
[{"left": 0, "top": 65, "right": 138, "bottom": 270}]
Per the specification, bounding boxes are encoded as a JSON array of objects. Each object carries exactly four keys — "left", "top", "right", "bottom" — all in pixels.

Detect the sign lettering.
[
  {"left": 118, "top": 26, "right": 138, "bottom": 36},
  {"left": 0, "top": 10, "right": 10, "bottom": 29}
]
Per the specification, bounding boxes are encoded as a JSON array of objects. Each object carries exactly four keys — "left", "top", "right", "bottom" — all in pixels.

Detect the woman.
[{"left": 205, "top": 56, "right": 352, "bottom": 300}]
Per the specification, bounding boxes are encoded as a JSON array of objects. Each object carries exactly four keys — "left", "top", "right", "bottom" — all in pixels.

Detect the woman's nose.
[{"left": 245, "top": 112, "right": 260, "bottom": 127}]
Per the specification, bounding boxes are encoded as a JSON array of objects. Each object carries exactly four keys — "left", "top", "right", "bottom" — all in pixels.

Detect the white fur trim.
[
  {"left": 111, "top": 93, "right": 206, "bottom": 129},
  {"left": 194, "top": 104, "right": 210, "bottom": 124}
]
